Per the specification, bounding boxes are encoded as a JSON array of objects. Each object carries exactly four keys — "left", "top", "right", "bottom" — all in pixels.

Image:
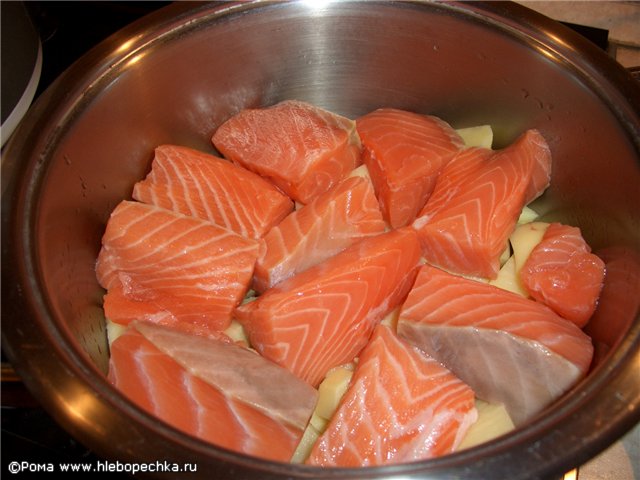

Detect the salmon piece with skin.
[
  {"left": 212, "top": 100, "right": 362, "bottom": 204},
  {"left": 356, "top": 108, "right": 465, "bottom": 228},
  {"left": 306, "top": 325, "right": 477, "bottom": 467},
  {"left": 412, "top": 129, "right": 552, "bottom": 279},
  {"left": 108, "top": 323, "right": 317, "bottom": 462},
  {"left": 235, "top": 228, "right": 422, "bottom": 387},
  {"left": 520, "top": 223, "right": 605, "bottom": 328},
  {"left": 102, "top": 284, "right": 240, "bottom": 339},
  {"left": 253, "top": 175, "right": 386, "bottom": 293},
  {"left": 96, "top": 201, "right": 259, "bottom": 333},
  {"left": 397, "top": 265, "right": 594, "bottom": 425},
  {"left": 132, "top": 145, "right": 293, "bottom": 239},
  {"left": 102, "top": 283, "right": 176, "bottom": 326}
]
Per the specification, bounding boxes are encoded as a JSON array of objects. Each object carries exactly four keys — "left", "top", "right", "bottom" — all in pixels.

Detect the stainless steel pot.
[{"left": 2, "top": 1, "right": 639, "bottom": 478}]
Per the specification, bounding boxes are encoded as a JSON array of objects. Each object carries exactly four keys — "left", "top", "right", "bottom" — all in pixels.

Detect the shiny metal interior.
[{"left": 2, "top": 1, "right": 639, "bottom": 478}]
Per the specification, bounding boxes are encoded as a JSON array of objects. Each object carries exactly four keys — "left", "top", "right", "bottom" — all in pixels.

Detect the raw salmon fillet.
[
  {"left": 306, "top": 325, "right": 477, "bottom": 466},
  {"left": 356, "top": 108, "right": 464, "bottom": 228},
  {"left": 412, "top": 129, "right": 552, "bottom": 279},
  {"left": 132, "top": 145, "right": 293, "bottom": 239},
  {"left": 253, "top": 175, "right": 386, "bottom": 293},
  {"left": 520, "top": 223, "right": 605, "bottom": 328},
  {"left": 96, "top": 201, "right": 259, "bottom": 332},
  {"left": 397, "top": 264, "right": 593, "bottom": 425},
  {"left": 108, "top": 322, "right": 317, "bottom": 461},
  {"left": 235, "top": 228, "right": 422, "bottom": 387},
  {"left": 211, "top": 100, "right": 362, "bottom": 204}
]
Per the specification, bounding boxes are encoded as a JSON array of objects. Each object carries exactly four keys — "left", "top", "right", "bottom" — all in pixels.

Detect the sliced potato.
[
  {"left": 489, "top": 255, "right": 529, "bottom": 297},
  {"left": 459, "top": 272, "right": 490, "bottom": 283},
  {"left": 316, "top": 364, "right": 354, "bottom": 421},
  {"left": 517, "top": 205, "right": 540, "bottom": 225},
  {"left": 224, "top": 319, "right": 250, "bottom": 347},
  {"left": 241, "top": 290, "right": 257, "bottom": 304},
  {"left": 499, "top": 242, "right": 512, "bottom": 267},
  {"left": 309, "top": 411, "right": 329, "bottom": 432},
  {"left": 348, "top": 164, "right": 371, "bottom": 180},
  {"left": 106, "top": 319, "right": 128, "bottom": 347},
  {"left": 430, "top": 263, "right": 490, "bottom": 283},
  {"left": 510, "top": 221, "right": 550, "bottom": 275},
  {"left": 458, "top": 400, "right": 515, "bottom": 450},
  {"left": 380, "top": 307, "right": 400, "bottom": 330},
  {"left": 291, "top": 415, "right": 324, "bottom": 463},
  {"left": 292, "top": 364, "right": 354, "bottom": 463},
  {"left": 456, "top": 125, "right": 493, "bottom": 149}
]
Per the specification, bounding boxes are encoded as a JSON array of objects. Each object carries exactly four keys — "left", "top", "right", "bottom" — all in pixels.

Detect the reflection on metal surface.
[
  {"left": 1, "top": 362, "right": 21, "bottom": 382},
  {"left": 302, "top": 0, "right": 334, "bottom": 10},
  {"left": 585, "top": 246, "right": 640, "bottom": 359},
  {"left": 125, "top": 52, "right": 146, "bottom": 69},
  {"left": 116, "top": 38, "right": 137, "bottom": 54},
  {"left": 56, "top": 389, "right": 108, "bottom": 438}
]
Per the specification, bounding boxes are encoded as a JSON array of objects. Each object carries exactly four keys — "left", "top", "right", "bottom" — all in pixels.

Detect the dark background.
[{"left": 26, "top": 2, "right": 172, "bottom": 98}]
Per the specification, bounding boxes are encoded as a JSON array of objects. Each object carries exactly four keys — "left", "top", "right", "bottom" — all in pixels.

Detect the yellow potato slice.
[
  {"left": 489, "top": 255, "right": 529, "bottom": 297},
  {"left": 380, "top": 307, "right": 400, "bottom": 330},
  {"left": 224, "top": 319, "right": 250, "bottom": 347},
  {"left": 316, "top": 364, "right": 354, "bottom": 421},
  {"left": 499, "top": 242, "right": 512, "bottom": 267},
  {"left": 510, "top": 221, "right": 550, "bottom": 275},
  {"left": 348, "top": 164, "right": 371, "bottom": 180},
  {"left": 291, "top": 415, "right": 324, "bottom": 463},
  {"left": 458, "top": 400, "right": 515, "bottom": 450},
  {"left": 456, "top": 125, "right": 493, "bottom": 149},
  {"left": 106, "top": 319, "right": 128, "bottom": 347},
  {"left": 292, "top": 364, "right": 354, "bottom": 463},
  {"left": 517, "top": 205, "right": 540, "bottom": 225},
  {"left": 309, "top": 411, "right": 328, "bottom": 433}
]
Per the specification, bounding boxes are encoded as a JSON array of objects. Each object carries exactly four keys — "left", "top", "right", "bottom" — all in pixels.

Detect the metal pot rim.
[{"left": 2, "top": 1, "right": 639, "bottom": 478}]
